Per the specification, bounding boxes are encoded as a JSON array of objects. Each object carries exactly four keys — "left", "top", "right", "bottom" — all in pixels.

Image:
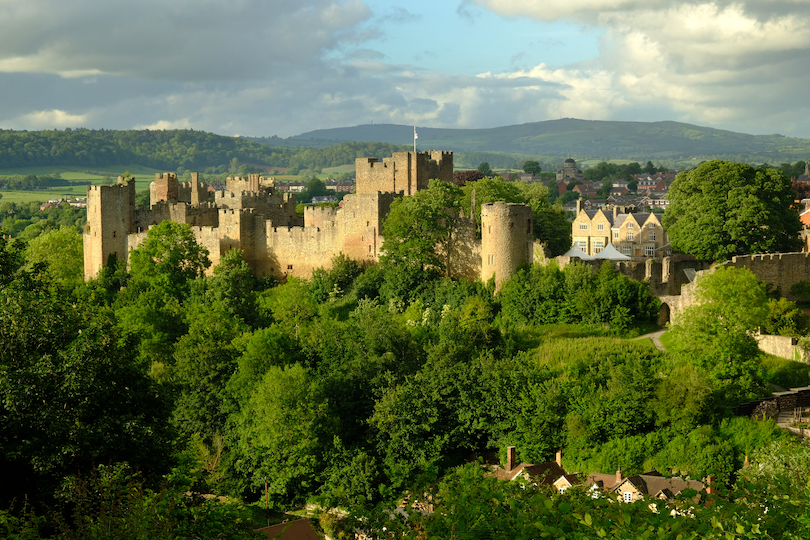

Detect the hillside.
[{"left": 280, "top": 118, "right": 810, "bottom": 165}]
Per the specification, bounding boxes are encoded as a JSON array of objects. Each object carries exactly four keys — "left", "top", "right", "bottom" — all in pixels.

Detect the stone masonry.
[{"left": 83, "top": 151, "right": 534, "bottom": 289}]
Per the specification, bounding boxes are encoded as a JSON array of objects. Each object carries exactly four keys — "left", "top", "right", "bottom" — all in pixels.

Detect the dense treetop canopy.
[{"left": 662, "top": 160, "right": 802, "bottom": 261}]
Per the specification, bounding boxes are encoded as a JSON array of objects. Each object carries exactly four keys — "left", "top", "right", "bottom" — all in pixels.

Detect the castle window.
[
  {"left": 579, "top": 223, "right": 587, "bottom": 230},
  {"left": 112, "top": 231, "right": 116, "bottom": 238},
  {"left": 368, "top": 245, "right": 372, "bottom": 254},
  {"left": 287, "top": 264, "right": 293, "bottom": 271},
  {"left": 509, "top": 221, "right": 514, "bottom": 228},
  {"left": 488, "top": 254, "right": 495, "bottom": 265},
  {"left": 597, "top": 223, "right": 604, "bottom": 231},
  {"left": 626, "top": 232, "right": 634, "bottom": 241},
  {"left": 488, "top": 225, "right": 491, "bottom": 234},
  {"left": 367, "top": 221, "right": 370, "bottom": 227}
]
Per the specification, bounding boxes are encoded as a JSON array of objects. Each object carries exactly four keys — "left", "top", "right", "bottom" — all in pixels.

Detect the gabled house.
[
  {"left": 554, "top": 467, "right": 704, "bottom": 503},
  {"left": 571, "top": 201, "right": 669, "bottom": 258},
  {"left": 491, "top": 447, "right": 568, "bottom": 486}
]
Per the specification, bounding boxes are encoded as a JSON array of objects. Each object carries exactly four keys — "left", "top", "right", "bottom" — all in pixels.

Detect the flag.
[{"left": 414, "top": 130, "right": 418, "bottom": 139}]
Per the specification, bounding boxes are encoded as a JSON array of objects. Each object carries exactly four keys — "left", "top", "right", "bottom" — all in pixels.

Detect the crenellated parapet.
[{"left": 355, "top": 150, "right": 453, "bottom": 196}]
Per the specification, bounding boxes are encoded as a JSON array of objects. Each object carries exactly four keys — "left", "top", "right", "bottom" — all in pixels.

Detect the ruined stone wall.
[
  {"left": 446, "top": 218, "right": 480, "bottom": 281},
  {"left": 83, "top": 178, "right": 135, "bottom": 280},
  {"left": 480, "top": 202, "right": 533, "bottom": 289},
  {"left": 259, "top": 223, "right": 342, "bottom": 279},
  {"left": 755, "top": 333, "right": 806, "bottom": 363},
  {"left": 725, "top": 252, "right": 810, "bottom": 300},
  {"left": 305, "top": 205, "right": 339, "bottom": 229},
  {"left": 339, "top": 192, "right": 399, "bottom": 261},
  {"left": 151, "top": 173, "right": 179, "bottom": 205}
]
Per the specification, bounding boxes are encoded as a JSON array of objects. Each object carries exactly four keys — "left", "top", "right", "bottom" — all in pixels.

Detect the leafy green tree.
[
  {"left": 670, "top": 266, "right": 768, "bottom": 405},
  {"left": 522, "top": 160, "right": 542, "bottom": 175},
  {"left": 380, "top": 180, "right": 463, "bottom": 299},
  {"left": 0, "top": 268, "right": 172, "bottom": 504},
  {"left": 129, "top": 221, "right": 211, "bottom": 297},
  {"left": 663, "top": 161, "right": 802, "bottom": 261},
  {"left": 24, "top": 226, "right": 83, "bottom": 287},
  {"left": 477, "top": 162, "right": 493, "bottom": 177}
]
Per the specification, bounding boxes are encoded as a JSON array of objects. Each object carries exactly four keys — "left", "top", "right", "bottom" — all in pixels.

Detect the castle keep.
[{"left": 83, "top": 151, "right": 534, "bottom": 287}]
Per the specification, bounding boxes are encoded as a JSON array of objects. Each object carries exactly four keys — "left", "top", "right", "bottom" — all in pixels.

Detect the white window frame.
[
  {"left": 648, "top": 232, "right": 655, "bottom": 241},
  {"left": 648, "top": 223, "right": 656, "bottom": 229},
  {"left": 627, "top": 222, "right": 634, "bottom": 229},
  {"left": 593, "top": 240, "right": 604, "bottom": 253},
  {"left": 626, "top": 232, "right": 634, "bottom": 241},
  {"left": 645, "top": 245, "right": 655, "bottom": 256},
  {"left": 613, "top": 231, "right": 619, "bottom": 239},
  {"left": 579, "top": 223, "right": 588, "bottom": 230},
  {"left": 597, "top": 223, "right": 604, "bottom": 231},
  {"left": 622, "top": 246, "right": 632, "bottom": 256},
  {"left": 623, "top": 492, "right": 633, "bottom": 503}
]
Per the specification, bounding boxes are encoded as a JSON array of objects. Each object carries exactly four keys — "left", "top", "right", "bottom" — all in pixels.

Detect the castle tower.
[
  {"left": 191, "top": 172, "right": 201, "bottom": 205},
  {"left": 480, "top": 202, "right": 534, "bottom": 289},
  {"left": 355, "top": 150, "right": 453, "bottom": 196},
  {"left": 84, "top": 177, "right": 136, "bottom": 280},
  {"left": 151, "top": 172, "right": 179, "bottom": 206}
]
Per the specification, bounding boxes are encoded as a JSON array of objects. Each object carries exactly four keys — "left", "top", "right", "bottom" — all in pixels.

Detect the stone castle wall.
[{"left": 84, "top": 151, "right": 535, "bottom": 285}]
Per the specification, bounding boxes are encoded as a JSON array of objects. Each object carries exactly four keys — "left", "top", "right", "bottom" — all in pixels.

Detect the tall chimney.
[
  {"left": 556, "top": 451, "right": 562, "bottom": 467},
  {"left": 576, "top": 198, "right": 582, "bottom": 213},
  {"left": 616, "top": 466, "right": 623, "bottom": 484},
  {"left": 613, "top": 206, "right": 618, "bottom": 219},
  {"left": 506, "top": 446, "right": 516, "bottom": 472}
]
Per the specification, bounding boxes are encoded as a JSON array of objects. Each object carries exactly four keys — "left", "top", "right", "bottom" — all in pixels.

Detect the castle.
[{"left": 83, "top": 150, "right": 535, "bottom": 288}]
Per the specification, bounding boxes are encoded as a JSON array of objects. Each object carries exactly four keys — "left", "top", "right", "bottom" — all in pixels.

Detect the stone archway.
[{"left": 657, "top": 303, "right": 670, "bottom": 326}]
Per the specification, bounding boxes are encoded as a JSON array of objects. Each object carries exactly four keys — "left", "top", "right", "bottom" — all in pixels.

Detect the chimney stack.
[
  {"left": 506, "top": 446, "right": 516, "bottom": 472},
  {"left": 613, "top": 206, "right": 618, "bottom": 219},
  {"left": 576, "top": 198, "right": 582, "bottom": 213},
  {"left": 616, "top": 466, "right": 623, "bottom": 484},
  {"left": 556, "top": 451, "right": 562, "bottom": 467}
]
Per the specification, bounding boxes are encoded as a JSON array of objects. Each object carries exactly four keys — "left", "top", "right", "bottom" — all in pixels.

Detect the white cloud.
[
  {"left": 472, "top": 0, "right": 810, "bottom": 135},
  {"left": 14, "top": 109, "right": 89, "bottom": 128}
]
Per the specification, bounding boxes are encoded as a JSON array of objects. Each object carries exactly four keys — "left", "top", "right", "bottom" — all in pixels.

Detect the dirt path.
[{"left": 633, "top": 329, "right": 667, "bottom": 352}]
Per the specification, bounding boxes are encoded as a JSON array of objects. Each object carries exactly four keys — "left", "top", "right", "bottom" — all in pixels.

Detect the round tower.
[{"left": 480, "top": 202, "right": 534, "bottom": 289}]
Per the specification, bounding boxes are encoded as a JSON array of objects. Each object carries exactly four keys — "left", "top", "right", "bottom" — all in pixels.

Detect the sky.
[{"left": 1, "top": 0, "right": 810, "bottom": 139}]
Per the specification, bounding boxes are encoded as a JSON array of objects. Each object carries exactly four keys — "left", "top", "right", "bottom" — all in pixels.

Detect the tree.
[
  {"left": 128, "top": 221, "right": 211, "bottom": 296},
  {"left": 670, "top": 266, "right": 768, "bottom": 405},
  {"left": 522, "top": 161, "right": 542, "bottom": 175},
  {"left": 663, "top": 161, "right": 802, "bottom": 261},
  {"left": 477, "top": 162, "right": 493, "bottom": 177},
  {"left": 380, "top": 179, "right": 463, "bottom": 282},
  {"left": 24, "top": 226, "right": 83, "bottom": 287}
]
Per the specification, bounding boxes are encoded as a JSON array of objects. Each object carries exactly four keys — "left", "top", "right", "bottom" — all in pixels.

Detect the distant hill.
[{"left": 273, "top": 119, "right": 810, "bottom": 166}]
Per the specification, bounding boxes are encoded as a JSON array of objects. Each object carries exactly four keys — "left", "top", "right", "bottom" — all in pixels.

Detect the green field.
[{"left": 0, "top": 164, "right": 165, "bottom": 204}]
